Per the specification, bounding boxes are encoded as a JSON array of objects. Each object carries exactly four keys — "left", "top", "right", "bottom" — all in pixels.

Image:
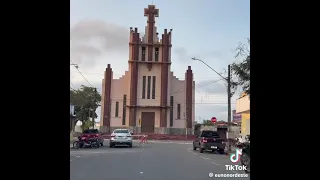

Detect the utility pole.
[
  {"left": 191, "top": 57, "right": 233, "bottom": 153},
  {"left": 227, "top": 64, "right": 232, "bottom": 152},
  {"left": 88, "top": 108, "right": 91, "bottom": 130},
  {"left": 92, "top": 88, "right": 97, "bottom": 129}
]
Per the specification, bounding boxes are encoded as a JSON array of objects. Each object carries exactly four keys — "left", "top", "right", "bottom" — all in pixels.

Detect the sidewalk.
[{"left": 70, "top": 139, "right": 193, "bottom": 148}]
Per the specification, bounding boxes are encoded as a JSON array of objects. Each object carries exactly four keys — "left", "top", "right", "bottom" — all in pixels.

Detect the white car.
[{"left": 110, "top": 129, "right": 133, "bottom": 148}]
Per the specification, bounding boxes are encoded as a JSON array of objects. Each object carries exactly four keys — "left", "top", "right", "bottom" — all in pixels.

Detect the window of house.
[
  {"left": 142, "top": 76, "right": 146, "bottom": 99},
  {"left": 122, "top": 95, "right": 127, "bottom": 125},
  {"left": 147, "top": 76, "right": 151, "bottom": 99},
  {"left": 142, "top": 47, "right": 146, "bottom": 61},
  {"left": 155, "top": 47, "right": 159, "bottom": 62},
  {"left": 115, "top": 102, "right": 119, "bottom": 117},
  {"left": 152, "top": 76, "right": 156, "bottom": 99},
  {"left": 170, "top": 96, "right": 174, "bottom": 126},
  {"left": 177, "top": 104, "right": 181, "bottom": 119}
]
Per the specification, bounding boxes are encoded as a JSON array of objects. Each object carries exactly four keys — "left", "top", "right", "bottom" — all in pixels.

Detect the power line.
[
  {"left": 70, "top": 60, "right": 95, "bottom": 88},
  {"left": 70, "top": 83, "right": 76, "bottom": 89},
  {"left": 166, "top": 78, "right": 224, "bottom": 95}
]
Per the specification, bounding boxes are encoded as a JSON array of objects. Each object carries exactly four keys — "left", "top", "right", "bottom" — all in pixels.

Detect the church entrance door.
[{"left": 141, "top": 112, "right": 155, "bottom": 133}]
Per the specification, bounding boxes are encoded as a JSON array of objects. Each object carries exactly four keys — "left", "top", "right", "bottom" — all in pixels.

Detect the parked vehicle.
[
  {"left": 110, "top": 129, "right": 132, "bottom": 148},
  {"left": 193, "top": 130, "right": 226, "bottom": 154},
  {"left": 73, "top": 136, "right": 100, "bottom": 149},
  {"left": 236, "top": 137, "right": 250, "bottom": 173},
  {"left": 73, "top": 129, "right": 104, "bottom": 148}
]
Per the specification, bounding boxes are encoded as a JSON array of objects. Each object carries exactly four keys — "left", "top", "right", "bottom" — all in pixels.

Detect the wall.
[
  {"left": 169, "top": 72, "right": 187, "bottom": 128},
  {"left": 241, "top": 112, "right": 250, "bottom": 137},
  {"left": 236, "top": 95, "right": 250, "bottom": 113},
  {"left": 110, "top": 71, "right": 131, "bottom": 127},
  {"left": 236, "top": 94, "right": 250, "bottom": 139},
  {"left": 136, "top": 63, "right": 162, "bottom": 106}
]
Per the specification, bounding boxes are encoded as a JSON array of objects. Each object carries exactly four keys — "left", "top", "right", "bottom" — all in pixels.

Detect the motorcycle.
[
  {"left": 73, "top": 136, "right": 100, "bottom": 149},
  {"left": 236, "top": 136, "right": 250, "bottom": 173}
]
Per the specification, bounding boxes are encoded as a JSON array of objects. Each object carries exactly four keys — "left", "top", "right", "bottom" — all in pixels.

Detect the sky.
[{"left": 70, "top": 0, "right": 250, "bottom": 123}]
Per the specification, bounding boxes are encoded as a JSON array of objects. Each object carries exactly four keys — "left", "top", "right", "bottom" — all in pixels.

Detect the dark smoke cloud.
[{"left": 70, "top": 20, "right": 129, "bottom": 68}]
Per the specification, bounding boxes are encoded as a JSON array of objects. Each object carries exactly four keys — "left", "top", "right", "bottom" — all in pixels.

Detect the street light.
[
  {"left": 191, "top": 57, "right": 227, "bottom": 81},
  {"left": 191, "top": 57, "right": 232, "bottom": 152}
]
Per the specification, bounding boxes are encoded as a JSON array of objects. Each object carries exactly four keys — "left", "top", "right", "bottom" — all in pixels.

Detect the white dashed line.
[
  {"left": 186, "top": 148, "right": 246, "bottom": 176},
  {"left": 200, "top": 156, "right": 207, "bottom": 160},
  {"left": 70, "top": 151, "right": 140, "bottom": 155},
  {"left": 212, "top": 161, "right": 220, "bottom": 165}
]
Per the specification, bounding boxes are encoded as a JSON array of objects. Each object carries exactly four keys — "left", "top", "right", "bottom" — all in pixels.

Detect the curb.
[{"left": 70, "top": 139, "right": 192, "bottom": 147}]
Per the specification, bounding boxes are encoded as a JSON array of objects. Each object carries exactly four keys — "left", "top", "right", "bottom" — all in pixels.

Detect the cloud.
[
  {"left": 70, "top": 19, "right": 132, "bottom": 123},
  {"left": 70, "top": 20, "right": 129, "bottom": 70},
  {"left": 173, "top": 47, "right": 188, "bottom": 62},
  {"left": 173, "top": 47, "right": 202, "bottom": 64}
]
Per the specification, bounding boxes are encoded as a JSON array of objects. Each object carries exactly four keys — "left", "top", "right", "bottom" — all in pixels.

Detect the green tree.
[
  {"left": 202, "top": 120, "right": 214, "bottom": 126},
  {"left": 81, "top": 119, "right": 94, "bottom": 131},
  {"left": 70, "top": 85, "right": 101, "bottom": 132},
  {"left": 231, "top": 38, "right": 250, "bottom": 97}
]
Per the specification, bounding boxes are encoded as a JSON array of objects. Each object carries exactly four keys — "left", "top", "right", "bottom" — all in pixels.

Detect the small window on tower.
[
  {"left": 142, "top": 47, "right": 146, "bottom": 54},
  {"left": 142, "top": 47, "right": 146, "bottom": 61},
  {"left": 155, "top": 48, "right": 159, "bottom": 62},
  {"left": 177, "top": 104, "right": 181, "bottom": 119}
]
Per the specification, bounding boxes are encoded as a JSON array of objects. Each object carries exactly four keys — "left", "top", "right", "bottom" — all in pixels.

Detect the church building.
[{"left": 100, "top": 5, "right": 195, "bottom": 135}]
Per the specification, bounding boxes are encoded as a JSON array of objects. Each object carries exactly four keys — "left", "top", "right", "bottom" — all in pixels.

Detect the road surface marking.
[
  {"left": 212, "top": 161, "right": 220, "bottom": 165},
  {"left": 70, "top": 151, "right": 140, "bottom": 155},
  {"left": 187, "top": 148, "right": 242, "bottom": 170},
  {"left": 200, "top": 156, "right": 207, "bottom": 160}
]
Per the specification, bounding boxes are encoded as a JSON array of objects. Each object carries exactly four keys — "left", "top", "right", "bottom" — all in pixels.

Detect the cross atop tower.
[{"left": 144, "top": 5, "right": 159, "bottom": 23}]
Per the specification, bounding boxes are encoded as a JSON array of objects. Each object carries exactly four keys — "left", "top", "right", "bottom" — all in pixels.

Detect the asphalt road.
[{"left": 70, "top": 141, "right": 250, "bottom": 180}]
